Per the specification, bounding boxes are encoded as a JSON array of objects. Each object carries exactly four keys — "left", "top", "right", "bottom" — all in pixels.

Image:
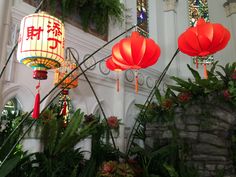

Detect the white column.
[
  {"left": 163, "top": 0, "right": 179, "bottom": 76},
  {"left": 224, "top": 0, "right": 236, "bottom": 52},
  {"left": 0, "top": 0, "right": 13, "bottom": 112},
  {"left": 113, "top": 72, "right": 125, "bottom": 152}
]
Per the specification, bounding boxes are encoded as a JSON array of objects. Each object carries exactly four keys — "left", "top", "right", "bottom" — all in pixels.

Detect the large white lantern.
[{"left": 17, "top": 12, "right": 65, "bottom": 80}]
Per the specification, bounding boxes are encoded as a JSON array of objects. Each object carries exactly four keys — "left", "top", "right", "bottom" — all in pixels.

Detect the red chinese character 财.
[
  {"left": 26, "top": 26, "right": 43, "bottom": 40},
  {"left": 47, "top": 21, "right": 62, "bottom": 36}
]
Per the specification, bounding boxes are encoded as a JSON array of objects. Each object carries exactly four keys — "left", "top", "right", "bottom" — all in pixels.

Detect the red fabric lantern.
[
  {"left": 110, "top": 31, "right": 161, "bottom": 92},
  {"left": 178, "top": 19, "right": 230, "bottom": 57},
  {"left": 106, "top": 57, "right": 125, "bottom": 72},
  {"left": 106, "top": 57, "right": 125, "bottom": 92},
  {"left": 112, "top": 31, "right": 161, "bottom": 70},
  {"left": 178, "top": 19, "right": 230, "bottom": 78}
]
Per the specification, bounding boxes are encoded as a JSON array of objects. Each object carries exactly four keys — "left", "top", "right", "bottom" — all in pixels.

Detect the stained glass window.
[
  {"left": 189, "top": 0, "right": 209, "bottom": 26},
  {"left": 137, "top": 0, "right": 148, "bottom": 37},
  {"left": 188, "top": 0, "right": 213, "bottom": 65},
  {"left": 1, "top": 98, "right": 21, "bottom": 116}
]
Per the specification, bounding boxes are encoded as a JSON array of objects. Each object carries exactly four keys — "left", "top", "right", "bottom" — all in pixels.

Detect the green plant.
[
  {"left": 43, "top": 0, "right": 124, "bottom": 34},
  {"left": 127, "top": 62, "right": 236, "bottom": 177},
  {"left": 79, "top": 115, "right": 119, "bottom": 177},
  {"left": 0, "top": 111, "right": 25, "bottom": 177},
  {"left": 5, "top": 108, "right": 98, "bottom": 177}
]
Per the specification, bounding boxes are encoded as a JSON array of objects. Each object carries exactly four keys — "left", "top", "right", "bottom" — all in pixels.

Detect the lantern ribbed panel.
[
  {"left": 106, "top": 57, "right": 125, "bottom": 72},
  {"left": 17, "top": 12, "right": 65, "bottom": 70}
]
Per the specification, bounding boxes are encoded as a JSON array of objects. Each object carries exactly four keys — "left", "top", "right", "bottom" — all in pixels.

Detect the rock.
[
  {"left": 192, "top": 154, "right": 227, "bottom": 161},
  {"left": 175, "top": 117, "right": 185, "bottom": 130},
  {"left": 206, "top": 164, "right": 216, "bottom": 171},
  {"left": 186, "top": 125, "right": 199, "bottom": 132},
  {"left": 199, "top": 133, "right": 226, "bottom": 147},
  {"left": 162, "top": 130, "right": 172, "bottom": 138},
  {"left": 179, "top": 131, "right": 198, "bottom": 140},
  {"left": 194, "top": 144, "right": 228, "bottom": 156},
  {"left": 211, "top": 110, "right": 235, "bottom": 124},
  {"left": 185, "top": 116, "right": 200, "bottom": 125}
]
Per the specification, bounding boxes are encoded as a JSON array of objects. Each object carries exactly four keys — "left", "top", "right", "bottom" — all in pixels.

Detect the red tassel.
[
  {"left": 61, "top": 101, "right": 67, "bottom": 116},
  {"left": 135, "top": 71, "right": 138, "bottom": 93},
  {"left": 32, "top": 82, "right": 40, "bottom": 119},
  {"left": 204, "top": 63, "right": 208, "bottom": 79},
  {"left": 32, "top": 92, "right": 40, "bottom": 119}
]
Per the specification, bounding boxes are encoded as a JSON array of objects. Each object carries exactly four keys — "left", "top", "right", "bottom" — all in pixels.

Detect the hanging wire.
[
  {"left": 0, "top": 54, "right": 111, "bottom": 167},
  {"left": 125, "top": 48, "right": 180, "bottom": 155},
  {"left": 0, "top": 23, "right": 138, "bottom": 157},
  {"left": 0, "top": 0, "right": 45, "bottom": 79},
  {"left": 0, "top": 18, "right": 150, "bottom": 165},
  {"left": 67, "top": 47, "right": 117, "bottom": 149}
]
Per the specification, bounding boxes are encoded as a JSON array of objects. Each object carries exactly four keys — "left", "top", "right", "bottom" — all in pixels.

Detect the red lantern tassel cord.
[
  {"left": 204, "top": 63, "right": 208, "bottom": 79},
  {"left": 32, "top": 81, "right": 40, "bottom": 119},
  {"left": 195, "top": 59, "right": 199, "bottom": 69},
  {"left": 116, "top": 72, "right": 120, "bottom": 92},
  {"left": 135, "top": 71, "right": 138, "bottom": 93}
]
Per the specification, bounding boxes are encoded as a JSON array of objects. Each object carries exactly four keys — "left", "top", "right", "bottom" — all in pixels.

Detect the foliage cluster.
[
  {"left": 44, "top": 0, "right": 124, "bottom": 34},
  {"left": 0, "top": 62, "right": 236, "bottom": 177},
  {"left": 131, "top": 62, "right": 236, "bottom": 177}
]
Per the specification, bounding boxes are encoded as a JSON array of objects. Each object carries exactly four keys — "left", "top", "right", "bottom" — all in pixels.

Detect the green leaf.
[
  {"left": 171, "top": 77, "right": 192, "bottom": 89},
  {"left": 42, "top": 118, "right": 58, "bottom": 155},
  {"left": 164, "top": 164, "right": 179, "bottom": 177},
  {"left": 135, "top": 104, "right": 147, "bottom": 110},
  {"left": 216, "top": 71, "right": 227, "bottom": 83},
  {"left": 55, "top": 109, "right": 83, "bottom": 153},
  {"left": 70, "top": 165, "right": 78, "bottom": 177},
  {"left": 168, "top": 85, "right": 186, "bottom": 92},
  {"left": 187, "top": 64, "right": 201, "bottom": 81},
  {"left": 0, "top": 155, "right": 20, "bottom": 177},
  {"left": 155, "top": 89, "right": 162, "bottom": 103},
  {"left": 210, "top": 61, "right": 218, "bottom": 73}
]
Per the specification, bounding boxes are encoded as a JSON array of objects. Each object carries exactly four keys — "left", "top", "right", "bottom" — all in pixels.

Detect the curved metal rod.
[
  {"left": 67, "top": 47, "right": 117, "bottom": 149},
  {"left": 0, "top": 24, "right": 137, "bottom": 152},
  {"left": 0, "top": 0, "right": 45, "bottom": 79},
  {"left": 125, "top": 48, "right": 180, "bottom": 155},
  {"left": 0, "top": 54, "right": 109, "bottom": 167}
]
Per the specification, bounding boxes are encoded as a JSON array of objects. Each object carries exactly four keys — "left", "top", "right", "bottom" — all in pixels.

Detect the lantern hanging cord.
[
  {"left": 0, "top": 0, "right": 45, "bottom": 79},
  {"left": 125, "top": 48, "right": 180, "bottom": 156},
  {"left": 68, "top": 47, "right": 117, "bottom": 150},
  {"left": 0, "top": 54, "right": 111, "bottom": 167}
]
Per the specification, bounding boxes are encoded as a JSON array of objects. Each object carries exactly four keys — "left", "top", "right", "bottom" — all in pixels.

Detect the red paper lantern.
[
  {"left": 178, "top": 19, "right": 230, "bottom": 78},
  {"left": 112, "top": 31, "right": 161, "bottom": 70},
  {"left": 109, "top": 31, "right": 161, "bottom": 92},
  {"left": 106, "top": 57, "right": 125, "bottom": 72},
  {"left": 178, "top": 19, "right": 230, "bottom": 57}
]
